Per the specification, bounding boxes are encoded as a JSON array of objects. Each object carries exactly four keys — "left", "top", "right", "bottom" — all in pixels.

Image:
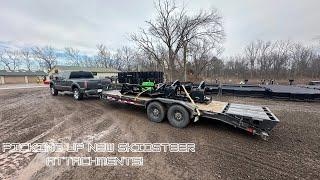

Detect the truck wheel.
[
  {"left": 147, "top": 102, "right": 165, "bottom": 123},
  {"left": 167, "top": 105, "right": 190, "bottom": 128},
  {"left": 73, "top": 88, "right": 83, "bottom": 100},
  {"left": 50, "top": 86, "right": 58, "bottom": 96}
]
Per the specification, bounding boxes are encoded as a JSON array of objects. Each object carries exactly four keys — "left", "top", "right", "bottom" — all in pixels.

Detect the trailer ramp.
[{"left": 198, "top": 101, "right": 279, "bottom": 139}]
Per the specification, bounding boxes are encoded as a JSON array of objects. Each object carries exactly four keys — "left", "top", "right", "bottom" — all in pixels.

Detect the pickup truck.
[{"left": 49, "top": 71, "right": 111, "bottom": 100}]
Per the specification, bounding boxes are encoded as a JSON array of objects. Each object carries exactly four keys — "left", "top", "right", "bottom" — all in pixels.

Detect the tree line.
[
  {"left": 0, "top": 45, "right": 139, "bottom": 72},
  {"left": 0, "top": 0, "right": 319, "bottom": 82},
  {"left": 225, "top": 40, "right": 320, "bottom": 81},
  {"left": 0, "top": 46, "right": 59, "bottom": 71}
]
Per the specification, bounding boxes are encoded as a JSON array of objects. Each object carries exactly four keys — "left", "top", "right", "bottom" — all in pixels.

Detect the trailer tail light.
[{"left": 84, "top": 81, "right": 88, "bottom": 89}]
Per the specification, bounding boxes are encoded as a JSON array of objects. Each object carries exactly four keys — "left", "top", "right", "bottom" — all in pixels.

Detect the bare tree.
[
  {"left": 0, "top": 49, "right": 22, "bottom": 70},
  {"left": 7, "top": 50, "right": 22, "bottom": 70},
  {"left": 64, "top": 47, "right": 82, "bottom": 66},
  {"left": 32, "top": 46, "right": 57, "bottom": 71},
  {"left": 189, "top": 39, "right": 223, "bottom": 79},
  {"left": 112, "top": 51, "right": 123, "bottom": 71},
  {"left": 179, "top": 9, "right": 224, "bottom": 81},
  {"left": 231, "top": 40, "right": 320, "bottom": 81},
  {"left": 310, "top": 54, "right": 320, "bottom": 78},
  {"left": 113, "top": 46, "right": 136, "bottom": 71},
  {"left": 0, "top": 50, "right": 10, "bottom": 70},
  {"left": 121, "top": 46, "right": 135, "bottom": 71},
  {"left": 131, "top": 31, "right": 167, "bottom": 73},
  {"left": 131, "top": 0, "right": 224, "bottom": 81},
  {"left": 82, "top": 55, "right": 96, "bottom": 68},
  {"left": 96, "top": 44, "right": 112, "bottom": 68},
  {"left": 291, "top": 43, "right": 314, "bottom": 78},
  {"left": 132, "top": 0, "right": 187, "bottom": 81},
  {"left": 245, "top": 40, "right": 261, "bottom": 78},
  {"left": 224, "top": 56, "right": 249, "bottom": 80},
  {"left": 256, "top": 41, "right": 275, "bottom": 78},
  {"left": 21, "top": 49, "right": 34, "bottom": 71},
  {"left": 270, "top": 40, "right": 291, "bottom": 79}
]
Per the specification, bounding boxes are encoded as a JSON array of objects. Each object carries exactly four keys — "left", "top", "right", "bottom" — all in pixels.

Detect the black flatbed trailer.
[{"left": 101, "top": 90, "right": 279, "bottom": 140}]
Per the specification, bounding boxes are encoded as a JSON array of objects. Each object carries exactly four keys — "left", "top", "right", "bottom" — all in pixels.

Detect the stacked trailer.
[
  {"left": 118, "top": 71, "right": 164, "bottom": 84},
  {"left": 101, "top": 89, "right": 279, "bottom": 140}
]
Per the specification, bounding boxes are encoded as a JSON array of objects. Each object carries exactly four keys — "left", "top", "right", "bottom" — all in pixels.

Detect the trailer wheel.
[
  {"left": 147, "top": 102, "right": 165, "bottom": 123},
  {"left": 167, "top": 105, "right": 190, "bottom": 128}
]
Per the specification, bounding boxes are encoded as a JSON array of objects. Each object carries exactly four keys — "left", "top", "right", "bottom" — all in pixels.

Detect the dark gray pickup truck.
[{"left": 50, "top": 71, "right": 111, "bottom": 100}]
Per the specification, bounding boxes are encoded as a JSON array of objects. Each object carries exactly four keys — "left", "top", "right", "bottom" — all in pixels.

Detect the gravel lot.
[{"left": 0, "top": 88, "right": 319, "bottom": 179}]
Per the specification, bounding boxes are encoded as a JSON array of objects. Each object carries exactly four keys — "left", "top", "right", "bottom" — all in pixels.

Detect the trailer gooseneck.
[{"left": 101, "top": 81, "right": 279, "bottom": 140}]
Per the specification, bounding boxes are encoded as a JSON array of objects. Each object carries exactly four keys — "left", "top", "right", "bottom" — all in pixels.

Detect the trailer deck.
[
  {"left": 106, "top": 90, "right": 227, "bottom": 111},
  {"left": 101, "top": 90, "right": 279, "bottom": 139}
]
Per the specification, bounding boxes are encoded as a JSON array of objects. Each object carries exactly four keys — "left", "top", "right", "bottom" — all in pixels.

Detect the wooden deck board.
[{"left": 196, "top": 101, "right": 228, "bottom": 113}]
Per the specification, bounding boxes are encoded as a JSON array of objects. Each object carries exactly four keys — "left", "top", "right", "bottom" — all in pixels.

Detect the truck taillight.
[{"left": 84, "top": 81, "right": 88, "bottom": 89}]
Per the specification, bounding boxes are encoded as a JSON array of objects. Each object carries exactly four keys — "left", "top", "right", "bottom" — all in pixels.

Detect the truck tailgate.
[{"left": 87, "top": 80, "right": 102, "bottom": 89}]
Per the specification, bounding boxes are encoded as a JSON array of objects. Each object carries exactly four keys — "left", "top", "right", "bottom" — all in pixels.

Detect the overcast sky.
[{"left": 0, "top": 0, "right": 319, "bottom": 56}]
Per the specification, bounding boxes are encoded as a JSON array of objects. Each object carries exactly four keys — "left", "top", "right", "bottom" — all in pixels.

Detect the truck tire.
[
  {"left": 147, "top": 102, "right": 165, "bottom": 123},
  {"left": 50, "top": 86, "right": 58, "bottom": 96},
  {"left": 167, "top": 105, "right": 190, "bottom": 128},
  {"left": 73, "top": 88, "right": 83, "bottom": 100}
]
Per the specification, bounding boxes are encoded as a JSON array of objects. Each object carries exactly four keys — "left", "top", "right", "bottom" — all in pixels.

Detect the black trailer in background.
[
  {"left": 199, "top": 83, "right": 320, "bottom": 101},
  {"left": 118, "top": 71, "right": 164, "bottom": 84}
]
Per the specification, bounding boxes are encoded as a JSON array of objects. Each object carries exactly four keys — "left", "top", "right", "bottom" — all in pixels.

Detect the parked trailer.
[{"left": 101, "top": 90, "right": 279, "bottom": 140}]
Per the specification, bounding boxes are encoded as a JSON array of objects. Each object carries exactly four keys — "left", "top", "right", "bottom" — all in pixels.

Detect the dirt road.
[{"left": 0, "top": 88, "right": 319, "bottom": 179}]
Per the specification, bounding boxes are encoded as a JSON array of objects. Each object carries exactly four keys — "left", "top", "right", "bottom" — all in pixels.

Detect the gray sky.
[{"left": 0, "top": 0, "right": 319, "bottom": 56}]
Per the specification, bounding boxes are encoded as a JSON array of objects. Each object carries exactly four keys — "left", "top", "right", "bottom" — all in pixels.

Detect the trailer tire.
[
  {"left": 167, "top": 105, "right": 190, "bottom": 128},
  {"left": 147, "top": 102, "right": 165, "bottom": 123}
]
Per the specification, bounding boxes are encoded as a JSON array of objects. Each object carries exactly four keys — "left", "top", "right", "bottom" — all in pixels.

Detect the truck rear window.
[{"left": 69, "top": 71, "right": 94, "bottom": 79}]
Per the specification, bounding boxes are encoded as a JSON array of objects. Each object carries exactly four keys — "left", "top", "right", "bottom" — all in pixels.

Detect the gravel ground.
[
  {"left": 0, "top": 84, "right": 48, "bottom": 90},
  {"left": 0, "top": 88, "right": 319, "bottom": 179}
]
